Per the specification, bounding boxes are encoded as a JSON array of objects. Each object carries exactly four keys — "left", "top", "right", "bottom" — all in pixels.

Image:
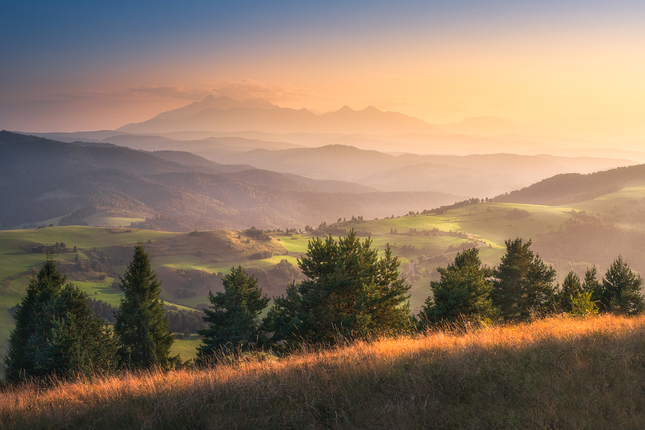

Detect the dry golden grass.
[{"left": 3, "top": 314, "right": 645, "bottom": 429}]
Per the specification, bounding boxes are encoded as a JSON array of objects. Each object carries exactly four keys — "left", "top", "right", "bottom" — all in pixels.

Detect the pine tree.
[
  {"left": 492, "top": 238, "right": 557, "bottom": 321},
  {"left": 597, "top": 256, "right": 644, "bottom": 315},
  {"left": 5, "top": 256, "right": 66, "bottom": 381},
  {"left": 582, "top": 266, "right": 601, "bottom": 296},
  {"left": 419, "top": 247, "right": 494, "bottom": 326},
  {"left": 114, "top": 243, "right": 175, "bottom": 370},
  {"left": 197, "top": 266, "right": 269, "bottom": 360},
  {"left": 557, "top": 270, "right": 583, "bottom": 312},
  {"left": 5, "top": 256, "right": 116, "bottom": 382},
  {"left": 265, "top": 230, "right": 410, "bottom": 344},
  {"left": 32, "top": 284, "right": 117, "bottom": 378}
]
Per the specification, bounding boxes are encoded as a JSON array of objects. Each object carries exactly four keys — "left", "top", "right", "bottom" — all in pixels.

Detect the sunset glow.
[{"left": 2, "top": 1, "right": 644, "bottom": 140}]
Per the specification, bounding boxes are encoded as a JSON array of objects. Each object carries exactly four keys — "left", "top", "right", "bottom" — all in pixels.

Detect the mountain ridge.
[{"left": 118, "top": 97, "right": 443, "bottom": 135}]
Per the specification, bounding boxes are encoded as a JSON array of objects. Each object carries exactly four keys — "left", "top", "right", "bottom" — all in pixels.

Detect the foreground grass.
[{"left": 3, "top": 314, "right": 645, "bottom": 429}]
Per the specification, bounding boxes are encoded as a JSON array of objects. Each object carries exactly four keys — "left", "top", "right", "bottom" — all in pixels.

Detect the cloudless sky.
[{"left": 2, "top": 0, "right": 644, "bottom": 138}]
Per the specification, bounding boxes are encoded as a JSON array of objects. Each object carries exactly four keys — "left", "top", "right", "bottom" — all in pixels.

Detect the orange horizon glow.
[{"left": 2, "top": 1, "right": 644, "bottom": 142}]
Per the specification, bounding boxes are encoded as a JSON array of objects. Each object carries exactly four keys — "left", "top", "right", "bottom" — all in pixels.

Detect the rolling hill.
[
  {"left": 494, "top": 164, "right": 645, "bottom": 205},
  {"left": 4, "top": 171, "right": 645, "bottom": 362},
  {"left": 0, "top": 131, "right": 462, "bottom": 231}
]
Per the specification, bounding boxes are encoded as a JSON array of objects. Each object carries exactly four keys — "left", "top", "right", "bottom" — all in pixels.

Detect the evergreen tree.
[
  {"left": 492, "top": 238, "right": 557, "bottom": 321},
  {"left": 264, "top": 230, "right": 410, "bottom": 344},
  {"left": 5, "top": 257, "right": 116, "bottom": 382},
  {"left": 114, "top": 243, "right": 175, "bottom": 370},
  {"left": 5, "top": 256, "right": 66, "bottom": 381},
  {"left": 582, "top": 266, "right": 601, "bottom": 296},
  {"left": 197, "top": 266, "right": 269, "bottom": 360},
  {"left": 597, "top": 256, "right": 644, "bottom": 315},
  {"left": 32, "top": 285, "right": 117, "bottom": 378},
  {"left": 418, "top": 248, "right": 493, "bottom": 326},
  {"left": 557, "top": 270, "right": 583, "bottom": 312}
]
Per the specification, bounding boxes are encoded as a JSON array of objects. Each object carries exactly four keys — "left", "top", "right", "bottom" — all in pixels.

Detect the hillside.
[
  {"left": 494, "top": 163, "right": 645, "bottom": 205},
  {"left": 0, "top": 131, "right": 462, "bottom": 230},
  {"left": 3, "top": 315, "right": 645, "bottom": 429},
  {"left": 5, "top": 180, "right": 645, "bottom": 361},
  {"left": 212, "top": 146, "right": 636, "bottom": 196}
]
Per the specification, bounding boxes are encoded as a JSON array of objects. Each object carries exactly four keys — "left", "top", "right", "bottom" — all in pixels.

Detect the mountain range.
[{"left": 118, "top": 96, "right": 444, "bottom": 135}]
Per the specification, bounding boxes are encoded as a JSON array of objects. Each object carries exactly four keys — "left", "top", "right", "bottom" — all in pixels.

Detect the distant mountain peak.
[{"left": 119, "top": 99, "right": 444, "bottom": 134}]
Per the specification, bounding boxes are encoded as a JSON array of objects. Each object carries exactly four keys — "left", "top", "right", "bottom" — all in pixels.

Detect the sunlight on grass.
[{"left": 4, "top": 315, "right": 645, "bottom": 429}]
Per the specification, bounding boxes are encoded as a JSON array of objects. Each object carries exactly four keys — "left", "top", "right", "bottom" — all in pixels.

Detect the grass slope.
[{"left": 2, "top": 315, "right": 645, "bottom": 429}]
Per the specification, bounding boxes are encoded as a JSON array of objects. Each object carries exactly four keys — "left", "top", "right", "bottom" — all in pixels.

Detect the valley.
[{"left": 4, "top": 175, "right": 645, "bottom": 361}]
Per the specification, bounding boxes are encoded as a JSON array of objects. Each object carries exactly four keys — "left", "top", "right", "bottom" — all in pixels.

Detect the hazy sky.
[{"left": 2, "top": 0, "right": 644, "bottom": 138}]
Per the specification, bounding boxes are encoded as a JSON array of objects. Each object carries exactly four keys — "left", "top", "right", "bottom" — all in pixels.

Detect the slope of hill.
[
  {"left": 4, "top": 181, "right": 645, "bottom": 362},
  {"left": 211, "top": 145, "right": 636, "bottom": 197},
  {"left": 0, "top": 131, "right": 462, "bottom": 230},
  {"left": 4, "top": 315, "right": 645, "bottom": 429},
  {"left": 494, "top": 164, "right": 645, "bottom": 205}
]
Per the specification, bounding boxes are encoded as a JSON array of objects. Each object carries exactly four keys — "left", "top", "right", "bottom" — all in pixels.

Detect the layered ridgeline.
[
  {"left": 117, "top": 96, "right": 443, "bottom": 135},
  {"left": 4, "top": 130, "right": 635, "bottom": 231},
  {"left": 0, "top": 131, "right": 461, "bottom": 231},
  {"left": 4, "top": 160, "right": 645, "bottom": 362}
]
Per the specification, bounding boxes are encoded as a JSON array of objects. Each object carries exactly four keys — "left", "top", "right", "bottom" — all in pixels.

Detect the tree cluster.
[
  {"left": 419, "top": 238, "right": 644, "bottom": 327},
  {"left": 8, "top": 231, "right": 644, "bottom": 382},
  {"left": 5, "top": 243, "right": 176, "bottom": 382},
  {"left": 196, "top": 230, "right": 411, "bottom": 362}
]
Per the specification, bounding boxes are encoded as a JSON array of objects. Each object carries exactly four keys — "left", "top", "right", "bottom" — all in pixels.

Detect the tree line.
[
  {"left": 5, "top": 231, "right": 643, "bottom": 382},
  {"left": 418, "top": 238, "right": 642, "bottom": 325}
]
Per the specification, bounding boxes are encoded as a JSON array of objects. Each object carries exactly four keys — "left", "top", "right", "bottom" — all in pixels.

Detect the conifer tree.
[
  {"left": 492, "top": 238, "right": 557, "bottom": 321},
  {"left": 115, "top": 243, "right": 175, "bottom": 370},
  {"left": 557, "top": 270, "right": 583, "bottom": 312},
  {"left": 264, "top": 230, "right": 410, "bottom": 344},
  {"left": 32, "top": 284, "right": 117, "bottom": 378},
  {"left": 582, "top": 266, "right": 601, "bottom": 297},
  {"left": 5, "top": 256, "right": 116, "bottom": 382},
  {"left": 419, "top": 248, "right": 493, "bottom": 326},
  {"left": 198, "top": 265, "right": 269, "bottom": 360},
  {"left": 597, "top": 256, "right": 644, "bottom": 315}
]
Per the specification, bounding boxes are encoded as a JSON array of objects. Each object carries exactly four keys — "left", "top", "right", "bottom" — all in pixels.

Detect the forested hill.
[
  {"left": 494, "top": 164, "right": 645, "bottom": 205},
  {"left": 0, "top": 131, "right": 461, "bottom": 230}
]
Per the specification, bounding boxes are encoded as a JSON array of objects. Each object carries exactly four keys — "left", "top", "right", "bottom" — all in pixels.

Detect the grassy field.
[
  {"left": 170, "top": 338, "right": 202, "bottom": 361},
  {"left": 4, "top": 188, "right": 645, "bottom": 366},
  {"left": 3, "top": 314, "right": 645, "bottom": 429}
]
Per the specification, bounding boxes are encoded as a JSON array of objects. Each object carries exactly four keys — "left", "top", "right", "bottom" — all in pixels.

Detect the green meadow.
[{"left": 3, "top": 188, "right": 645, "bottom": 366}]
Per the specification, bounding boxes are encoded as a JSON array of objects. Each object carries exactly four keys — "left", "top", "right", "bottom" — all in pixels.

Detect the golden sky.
[{"left": 2, "top": 1, "right": 644, "bottom": 140}]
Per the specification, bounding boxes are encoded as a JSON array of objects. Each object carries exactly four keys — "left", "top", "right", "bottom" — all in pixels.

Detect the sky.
[{"left": 2, "top": 0, "right": 645, "bottom": 138}]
